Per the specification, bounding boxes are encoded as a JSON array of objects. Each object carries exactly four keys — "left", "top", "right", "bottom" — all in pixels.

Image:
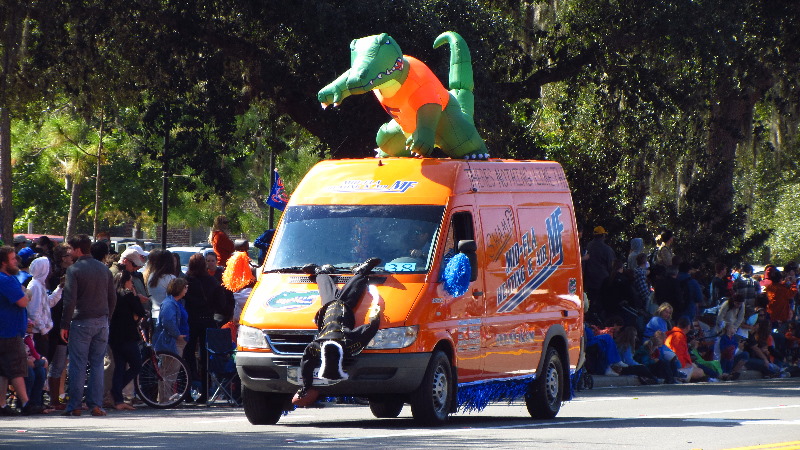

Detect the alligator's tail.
[{"left": 433, "top": 31, "right": 475, "bottom": 119}]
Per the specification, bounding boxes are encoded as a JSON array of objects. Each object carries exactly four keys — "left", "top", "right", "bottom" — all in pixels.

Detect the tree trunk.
[
  {"left": 0, "top": 4, "right": 22, "bottom": 245},
  {"left": 65, "top": 175, "right": 83, "bottom": 239},
  {"left": 0, "top": 106, "right": 11, "bottom": 244},
  {"left": 702, "top": 83, "right": 771, "bottom": 232},
  {"left": 92, "top": 112, "right": 104, "bottom": 238}
]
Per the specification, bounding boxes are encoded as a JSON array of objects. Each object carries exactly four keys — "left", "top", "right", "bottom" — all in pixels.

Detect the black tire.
[
  {"left": 369, "top": 395, "right": 405, "bottom": 418},
  {"left": 410, "top": 351, "right": 453, "bottom": 425},
  {"left": 135, "top": 351, "right": 190, "bottom": 409},
  {"left": 242, "top": 386, "right": 286, "bottom": 425},
  {"left": 526, "top": 347, "right": 564, "bottom": 419}
]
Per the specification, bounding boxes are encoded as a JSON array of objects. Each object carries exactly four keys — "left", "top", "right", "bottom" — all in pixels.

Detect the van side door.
[{"left": 440, "top": 209, "right": 485, "bottom": 383}]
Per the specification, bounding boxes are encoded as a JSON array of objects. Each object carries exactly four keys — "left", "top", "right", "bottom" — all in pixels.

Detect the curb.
[{"left": 589, "top": 369, "right": 766, "bottom": 389}]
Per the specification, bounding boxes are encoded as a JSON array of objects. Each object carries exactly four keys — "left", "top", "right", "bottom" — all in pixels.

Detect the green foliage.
[
  {"left": 762, "top": 182, "right": 800, "bottom": 264},
  {"left": 4, "top": 0, "right": 800, "bottom": 265}
]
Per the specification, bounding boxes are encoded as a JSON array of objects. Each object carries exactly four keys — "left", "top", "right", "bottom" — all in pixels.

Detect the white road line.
[
  {"left": 195, "top": 418, "right": 251, "bottom": 423},
  {"left": 294, "top": 404, "right": 800, "bottom": 444}
]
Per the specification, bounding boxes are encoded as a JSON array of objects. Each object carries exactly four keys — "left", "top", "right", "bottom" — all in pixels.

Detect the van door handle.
[{"left": 472, "top": 290, "right": 484, "bottom": 297}]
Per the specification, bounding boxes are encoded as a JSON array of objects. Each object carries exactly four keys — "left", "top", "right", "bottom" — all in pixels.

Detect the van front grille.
[{"left": 264, "top": 330, "right": 317, "bottom": 355}]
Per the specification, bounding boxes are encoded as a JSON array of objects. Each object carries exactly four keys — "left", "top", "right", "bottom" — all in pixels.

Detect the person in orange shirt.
[
  {"left": 764, "top": 269, "right": 794, "bottom": 324},
  {"left": 665, "top": 316, "right": 705, "bottom": 382},
  {"left": 209, "top": 215, "right": 234, "bottom": 267}
]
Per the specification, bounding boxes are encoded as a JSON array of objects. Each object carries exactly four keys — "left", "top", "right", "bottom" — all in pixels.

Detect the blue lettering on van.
[
  {"left": 264, "top": 291, "right": 319, "bottom": 311},
  {"left": 496, "top": 206, "right": 565, "bottom": 313},
  {"left": 546, "top": 207, "right": 564, "bottom": 265},
  {"left": 495, "top": 327, "right": 537, "bottom": 346},
  {"left": 327, "top": 179, "right": 418, "bottom": 193}
]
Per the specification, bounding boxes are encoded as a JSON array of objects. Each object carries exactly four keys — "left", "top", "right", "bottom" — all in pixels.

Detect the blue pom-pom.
[{"left": 442, "top": 253, "right": 471, "bottom": 297}]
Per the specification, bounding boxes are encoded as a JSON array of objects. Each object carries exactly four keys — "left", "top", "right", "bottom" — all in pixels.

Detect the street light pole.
[{"left": 161, "top": 126, "right": 169, "bottom": 249}]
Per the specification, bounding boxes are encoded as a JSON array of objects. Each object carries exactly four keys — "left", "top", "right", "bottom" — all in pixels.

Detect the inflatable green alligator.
[{"left": 318, "top": 32, "right": 489, "bottom": 159}]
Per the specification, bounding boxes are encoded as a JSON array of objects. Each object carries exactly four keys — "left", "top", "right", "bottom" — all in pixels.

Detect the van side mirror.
[{"left": 457, "top": 240, "right": 478, "bottom": 282}]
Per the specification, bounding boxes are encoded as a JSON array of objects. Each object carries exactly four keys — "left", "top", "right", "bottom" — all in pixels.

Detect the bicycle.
[{"left": 134, "top": 321, "right": 190, "bottom": 408}]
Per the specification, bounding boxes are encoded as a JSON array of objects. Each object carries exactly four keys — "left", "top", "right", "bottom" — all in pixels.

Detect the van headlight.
[
  {"left": 238, "top": 325, "right": 268, "bottom": 349},
  {"left": 366, "top": 326, "right": 418, "bottom": 349}
]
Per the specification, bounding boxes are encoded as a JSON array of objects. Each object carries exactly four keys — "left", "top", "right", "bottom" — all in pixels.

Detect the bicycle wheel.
[{"left": 135, "top": 351, "right": 190, "bottom": 408}]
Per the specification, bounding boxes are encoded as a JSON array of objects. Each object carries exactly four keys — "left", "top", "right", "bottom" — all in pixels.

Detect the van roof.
[{"left": 291, "top": 158, "right": 569, "bottom": 206}]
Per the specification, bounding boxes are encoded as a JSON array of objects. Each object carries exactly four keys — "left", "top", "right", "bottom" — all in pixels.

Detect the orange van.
[{"left": 236, "top": 158, "right": 585, "bottom": 425}]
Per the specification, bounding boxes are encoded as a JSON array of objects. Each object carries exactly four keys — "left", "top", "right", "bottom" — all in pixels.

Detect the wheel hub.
[
  {"left": 544, "top": 362, "right": 559, "bottom": 403},
  {"left": 431, "top": 365, "right": 449, "bottom": 412}
]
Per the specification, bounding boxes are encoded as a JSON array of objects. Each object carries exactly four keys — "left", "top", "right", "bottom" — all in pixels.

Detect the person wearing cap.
[
  {"left": 15, "top": 247, "right": 36, "bottom": 287},
  {"left": 12, "top": 235, "right": 29, "bottom": 254},
  {"left": 583, "top": 226, "right": 616, "bottom": 318},
  {"left": 111, "top": 248, "right": 149, "bottom": 306}
]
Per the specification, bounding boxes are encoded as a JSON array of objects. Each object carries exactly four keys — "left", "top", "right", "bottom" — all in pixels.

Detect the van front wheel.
[
  {"left": 526, "top": 347, "right": 563, "bottom": 419},
  {"left": 369, "top": 395, "right": 405, "bottom": 418},
  {"left": 410, "top": 351, "right": 453, "bottom": 425},
  {"left": 242, "top": 387, "right": 287, "bottom": 425}
]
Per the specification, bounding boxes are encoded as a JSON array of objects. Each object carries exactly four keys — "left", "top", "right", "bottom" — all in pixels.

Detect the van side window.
[{"left": 444, "top": 211, "right": 475, "bottom": 255}]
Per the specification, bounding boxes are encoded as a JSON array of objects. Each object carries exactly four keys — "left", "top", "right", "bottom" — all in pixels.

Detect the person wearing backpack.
[
  {"left": 709, "top": 262, "right": 731, "bottom": 308},
  {"left": 734, "top": 264, "right": 759, "bottom": 308},
  {"left": 676, "top": 261, "right": 704, "bottom": 321},
  {"left": 654, "top": 230, "right": 675, "bottom": 268}
]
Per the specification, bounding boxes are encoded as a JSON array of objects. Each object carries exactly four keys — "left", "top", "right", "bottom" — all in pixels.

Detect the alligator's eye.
[{"left": 385, "top": 40, "right": 391, "bottom": 44}]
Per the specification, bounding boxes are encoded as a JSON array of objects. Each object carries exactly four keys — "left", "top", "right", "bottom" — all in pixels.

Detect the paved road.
[{"left": 2, "top": 378, "right": 799, "bottom": 449}]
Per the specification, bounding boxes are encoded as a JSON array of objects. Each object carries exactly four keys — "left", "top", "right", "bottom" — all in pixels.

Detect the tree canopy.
[{"left": 2, "top": 0, "right": 798, "bottom": 266}]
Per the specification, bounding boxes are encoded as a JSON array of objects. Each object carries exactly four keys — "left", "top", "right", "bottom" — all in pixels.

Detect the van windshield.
[{"left": 265, "top": 205, "right": 445, "bottom": 274}]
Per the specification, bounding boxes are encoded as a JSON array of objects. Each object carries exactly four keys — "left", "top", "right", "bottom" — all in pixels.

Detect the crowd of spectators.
[
  {"left": 582, "top": 226, "right": 800, "bottom": 384},
  {"left": 1, "top": 216, "right": 261, "bottom": 416}
]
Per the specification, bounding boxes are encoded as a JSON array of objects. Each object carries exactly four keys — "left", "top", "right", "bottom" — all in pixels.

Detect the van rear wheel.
[
  {"left": 410, "top": 351, "right": 453, "bottom": 425},
  {"left": 369, "top": 395, "right": 405, "bottom": 418},
  {"left": 526, "top": 347, "right": 563, "bottom": 419},
  {"left": 242, "top": 387, "right": 287, "bottom": 425}
]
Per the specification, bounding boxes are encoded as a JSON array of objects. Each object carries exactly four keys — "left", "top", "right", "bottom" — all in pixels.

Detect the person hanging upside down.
[{"left": 292, "top": 258, "right": 382, "bottom": 407}]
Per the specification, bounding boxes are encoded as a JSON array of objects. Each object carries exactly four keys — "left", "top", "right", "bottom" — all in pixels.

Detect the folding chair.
[{"left": 205, "top": 328, "right": 240, "bottom": 406}]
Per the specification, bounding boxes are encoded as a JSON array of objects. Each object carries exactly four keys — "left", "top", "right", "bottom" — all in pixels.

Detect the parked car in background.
[{"left": 167, "top": 246, "right": 211, "bottom": 273}]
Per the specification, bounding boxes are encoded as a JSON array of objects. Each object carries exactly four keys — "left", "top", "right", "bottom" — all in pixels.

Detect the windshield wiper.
[{"left": 263, "top": 266, "right": 310, "bottom": 274}]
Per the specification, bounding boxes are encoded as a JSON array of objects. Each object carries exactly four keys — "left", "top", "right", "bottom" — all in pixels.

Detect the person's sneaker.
[
  {"left": 352, "top": 258, "right": 381, "bottom": 275},
  {"left": 707, "top": 377, "right": 720, "bottom": 383},
  {"left": 21, "top": 403, "right": 44, "bottom": 415},
  {"left": 0, "top": 405, "right": 19, "bottom": 416},
  {"left": 604, "top": 366, "right": 620, "bottom": 376},
  {"left": 616, "top": 361, "right": 629, "bottom": 368}
]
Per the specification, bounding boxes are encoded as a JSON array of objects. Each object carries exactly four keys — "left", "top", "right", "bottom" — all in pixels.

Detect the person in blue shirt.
[
  {"left": 676, "top": 261, "right": 704, "bottom": 321},
  {"left": 152, "top": 278, "right": 190, "bottom": 355},
  {"left": 0, "top": 246, "right": 43, "bottom": 415}
]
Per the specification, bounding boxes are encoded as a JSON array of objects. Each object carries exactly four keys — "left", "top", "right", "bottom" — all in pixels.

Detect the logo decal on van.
[
  {"left": 264, "top": 291, "right": 319, "bottom": 311},
  {"left": 327, "top": 180, "right": 418, "bottom": 193},
  {"left": 496, "top": 207, "right": 565, "bottom": 313}
]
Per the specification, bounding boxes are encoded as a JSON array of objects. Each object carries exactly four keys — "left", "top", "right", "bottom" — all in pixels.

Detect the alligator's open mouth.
[{"left": 351, "top": 57, "right": 404, "bottom": 91}]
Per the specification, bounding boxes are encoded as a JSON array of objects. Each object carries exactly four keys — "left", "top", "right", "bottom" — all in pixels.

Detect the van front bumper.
[{"left": 236, "top": 351, "right": 431, "bottom": 395}]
